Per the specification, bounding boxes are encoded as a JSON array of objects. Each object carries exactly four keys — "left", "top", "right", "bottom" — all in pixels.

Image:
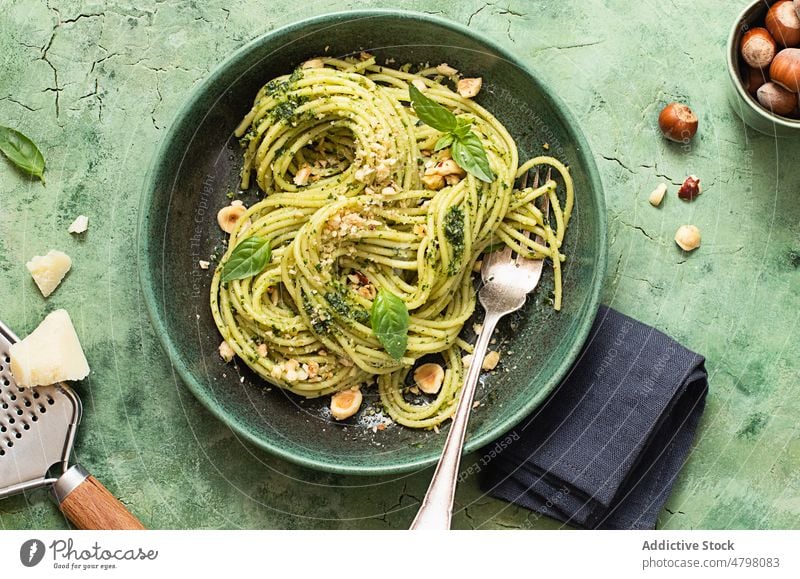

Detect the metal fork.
[{"left": 410, "top": 169, "right": 551, "bottom": 530}]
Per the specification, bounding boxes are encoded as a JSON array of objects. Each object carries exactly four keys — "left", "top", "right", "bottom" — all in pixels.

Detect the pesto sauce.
[
  {"left": 325, "top": 283, "right": 370, "bottom": 325},
  {"left": 443, "top": 206, "right": 465, "bottom": 276},
  {"left": 271, "top": 93, "right": 309, "bottom": 122},
  {"left": 302, "top": 294, "right": 332, "bottom": 335},
  {"left": 264, "top": 68, "right": 304, "bottom": 97}
]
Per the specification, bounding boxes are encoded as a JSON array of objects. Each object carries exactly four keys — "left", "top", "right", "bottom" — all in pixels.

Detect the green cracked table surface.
[{"left": 1, "top": 0, "right": 798, "bottom": 530}]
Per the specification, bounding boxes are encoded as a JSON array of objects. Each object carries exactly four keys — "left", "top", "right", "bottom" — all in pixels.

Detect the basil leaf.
[
  {"left": 433, "top": 133, "right": 454, "bottom": 152},
  {"left": 0, "top": 126, "right": 45, "bottom": 183},
  {"left": 451, "top": 132, "right": 495, "bottom": 183},
  {"left": 370, "top": 288, "right": 409, "bottom": 360},
  {"left": 221, "top": 236, "right": 272, "bottom": 282},
  {"left": 452, "top": 120, "right": 472, "bottom": 140},
  {"left": 409, "top": 84, "right": 457, "bottom": 133},
  {"left": 408, "top": 83, "right": 494, "bottom": 183}
]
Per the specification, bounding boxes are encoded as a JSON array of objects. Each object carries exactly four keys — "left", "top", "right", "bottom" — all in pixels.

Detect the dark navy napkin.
[{"left": 480, "top": 305, "right": 708, "bottom": 530}]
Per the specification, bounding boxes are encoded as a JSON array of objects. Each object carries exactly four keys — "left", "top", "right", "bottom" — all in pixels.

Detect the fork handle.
[{"left": 410, "top": 311, "right": 503, "bottom": 530}]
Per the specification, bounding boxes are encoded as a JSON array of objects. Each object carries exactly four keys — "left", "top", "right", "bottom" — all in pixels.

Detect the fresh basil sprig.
[
  {"left": 221, "top": 236, "right": 272, "bottom": 282},
  {"left": 409, "top": 84, "right": 495, "bottom": 183},
  {"left": 451, "top": 131, "right": 494, "bottom": 183},
  {"left": 370, "top": 288, "right": 409, "bottom": 360},
  {"left": 434, "top": 133, "right": 454, "bottom": 152},
  {"left": 0, "top": 126, "right": 46, "bottom": 183}
]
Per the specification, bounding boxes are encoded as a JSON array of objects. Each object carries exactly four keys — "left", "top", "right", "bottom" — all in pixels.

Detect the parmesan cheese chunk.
[
  {"left": 26, "top": 250, "right": 72, "bottom": 297},
  {"left": 9, "top": 309, "right": 90, "bottom": 387},
  {"left": 68, "top": 215, "right": 89, "bottom": 234}
]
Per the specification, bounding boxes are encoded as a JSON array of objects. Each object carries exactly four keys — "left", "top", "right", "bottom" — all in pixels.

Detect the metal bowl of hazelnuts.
[{"left": 727, "top": 0, "right": 800, "bottom": 136}]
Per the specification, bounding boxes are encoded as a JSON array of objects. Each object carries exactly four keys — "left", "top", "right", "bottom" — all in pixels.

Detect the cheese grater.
[{"left": 0, "top": 320, "right": 144, "bottom": 529}]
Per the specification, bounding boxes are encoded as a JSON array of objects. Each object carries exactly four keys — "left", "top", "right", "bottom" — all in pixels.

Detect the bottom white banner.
[{"left": 0, "top": 530, "right": 797, "bottom": 578}]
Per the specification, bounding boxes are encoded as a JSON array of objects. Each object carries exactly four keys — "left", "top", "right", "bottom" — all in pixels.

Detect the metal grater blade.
[{"left": 0, "top": 320, "right": 82, "bottom": 499}]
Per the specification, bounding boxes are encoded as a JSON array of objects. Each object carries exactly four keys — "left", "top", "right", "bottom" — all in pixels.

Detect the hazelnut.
[
  {"left": 411, "top": 78, "right": 427, "bottom": 92},
  {"left": 293, "top": 165, "right": 312, "bottom": 186},
  {"left": 413, "top": 363, "right": 445, "bottom": 394},
  {"left": 351, "top": 270, "right": 370, "bottom": 285},
  {"left": 457, "top": 77, "right": 482, "bottom": 98},
  {"left": 743, "top": 66, "right": 769, "bottom": 95},
  {"left": 217, "top": 204, "right": 247, "bottom": 234},
  {"left": 770, "top": 48, "right": 800, "bottom": 92},
  {"left": 677, "top": 175, "right": 701, "bottom": 201},
  {"left": 330, "top": 387, "right": 362, "bottom": 421},
  {"left": 482, "top": 350, "right": 500, "bottom": 371},
  {"left": 674, "top": 225, "right": 701, "bottom": 252},
  {"left": 421, "top": 173, "right": 445, "bottom": 190},
  {"left": 218, "top": 340, "right": 235, "bottom": 362},
  {"left": 354, "top": 165, "right": 375, "bottom": 183},
  {"left": 766, "top": 0, "right": 800, "bottom": 47},
  {"left": 283, "top": 358, "right": 309, "bottom": 382},
  {"left": 268, "top": 286, "right": 279, "bottom": 306},
  {"left": 741, "top": 28, "right": 778, "bottom": 69},
  {"left": 436, "top": 63, "right": 459, "bottom": 77},
  {"left": 356, "top": 284, "right": 377, "bottom": 300},
  {"left": 425, "top": 158, "right": 466, "bottom": 177},
  {"left": 658, "top": 103, "right": 698, "bottom": 143},
  {"left": 649, "top": 183, "right": 667, "bottom": 207},
  {"left": 757, "top": 81, "right": 798, "bottom": 115}
]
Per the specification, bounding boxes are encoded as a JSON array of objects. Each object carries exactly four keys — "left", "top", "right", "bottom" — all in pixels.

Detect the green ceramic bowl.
[{"left": 138, "top": 10, "right": 607, "bottom": 475}]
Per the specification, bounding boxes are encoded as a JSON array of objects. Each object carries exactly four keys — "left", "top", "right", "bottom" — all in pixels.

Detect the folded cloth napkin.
[{"left": 480, "top": 305, "right": 708, "bottom": 530}]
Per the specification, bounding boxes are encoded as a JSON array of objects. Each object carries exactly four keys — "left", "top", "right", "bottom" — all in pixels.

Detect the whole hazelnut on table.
[
  {"left": 658, "top": 103, "right": 698, "bottom": 142},
  {"left": 757, "top": 81, "right": 798, "bottom": 115},
  {"left": 766, "top": 0, "right": 800, "bottom": 47},
  {"left": 741, "top": 28, "right": 778, "bottom": 69},
  {"left": 770, "top": 48, "right": 800, "bottom": 92}
]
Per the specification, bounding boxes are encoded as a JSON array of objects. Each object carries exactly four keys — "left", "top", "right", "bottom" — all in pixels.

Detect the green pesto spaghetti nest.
[{"left": 210, "top": 55, "right": 574, "bottom": 429}]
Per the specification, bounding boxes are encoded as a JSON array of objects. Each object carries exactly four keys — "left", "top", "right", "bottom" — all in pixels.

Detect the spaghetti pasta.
[{"left": 210, "top": 56, "right": 574, "bottom": 428}]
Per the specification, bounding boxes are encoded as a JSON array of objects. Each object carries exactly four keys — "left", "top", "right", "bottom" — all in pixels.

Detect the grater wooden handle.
[{"left": 54, "top": 465, "right": 145, "bottom": 530}]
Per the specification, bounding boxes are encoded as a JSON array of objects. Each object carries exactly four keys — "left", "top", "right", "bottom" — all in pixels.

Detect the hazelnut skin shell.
[
  {"left": 770, "top": 48, "right": 800, "bottom": 92},
  {"left": 658, "top": 103, "right": 699, "bottom": 142},
  {"left": 741, "top": 27, "right": 778, "bottom": 69},
  {"left": 744, "top": 66, "right": 769, "bottom": 95},
  {"left": 757, "top": 81, "right": 798, "bottom": 116},
  {"left": 766, "top": 0, "right": 800, "bottom": 47}
]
